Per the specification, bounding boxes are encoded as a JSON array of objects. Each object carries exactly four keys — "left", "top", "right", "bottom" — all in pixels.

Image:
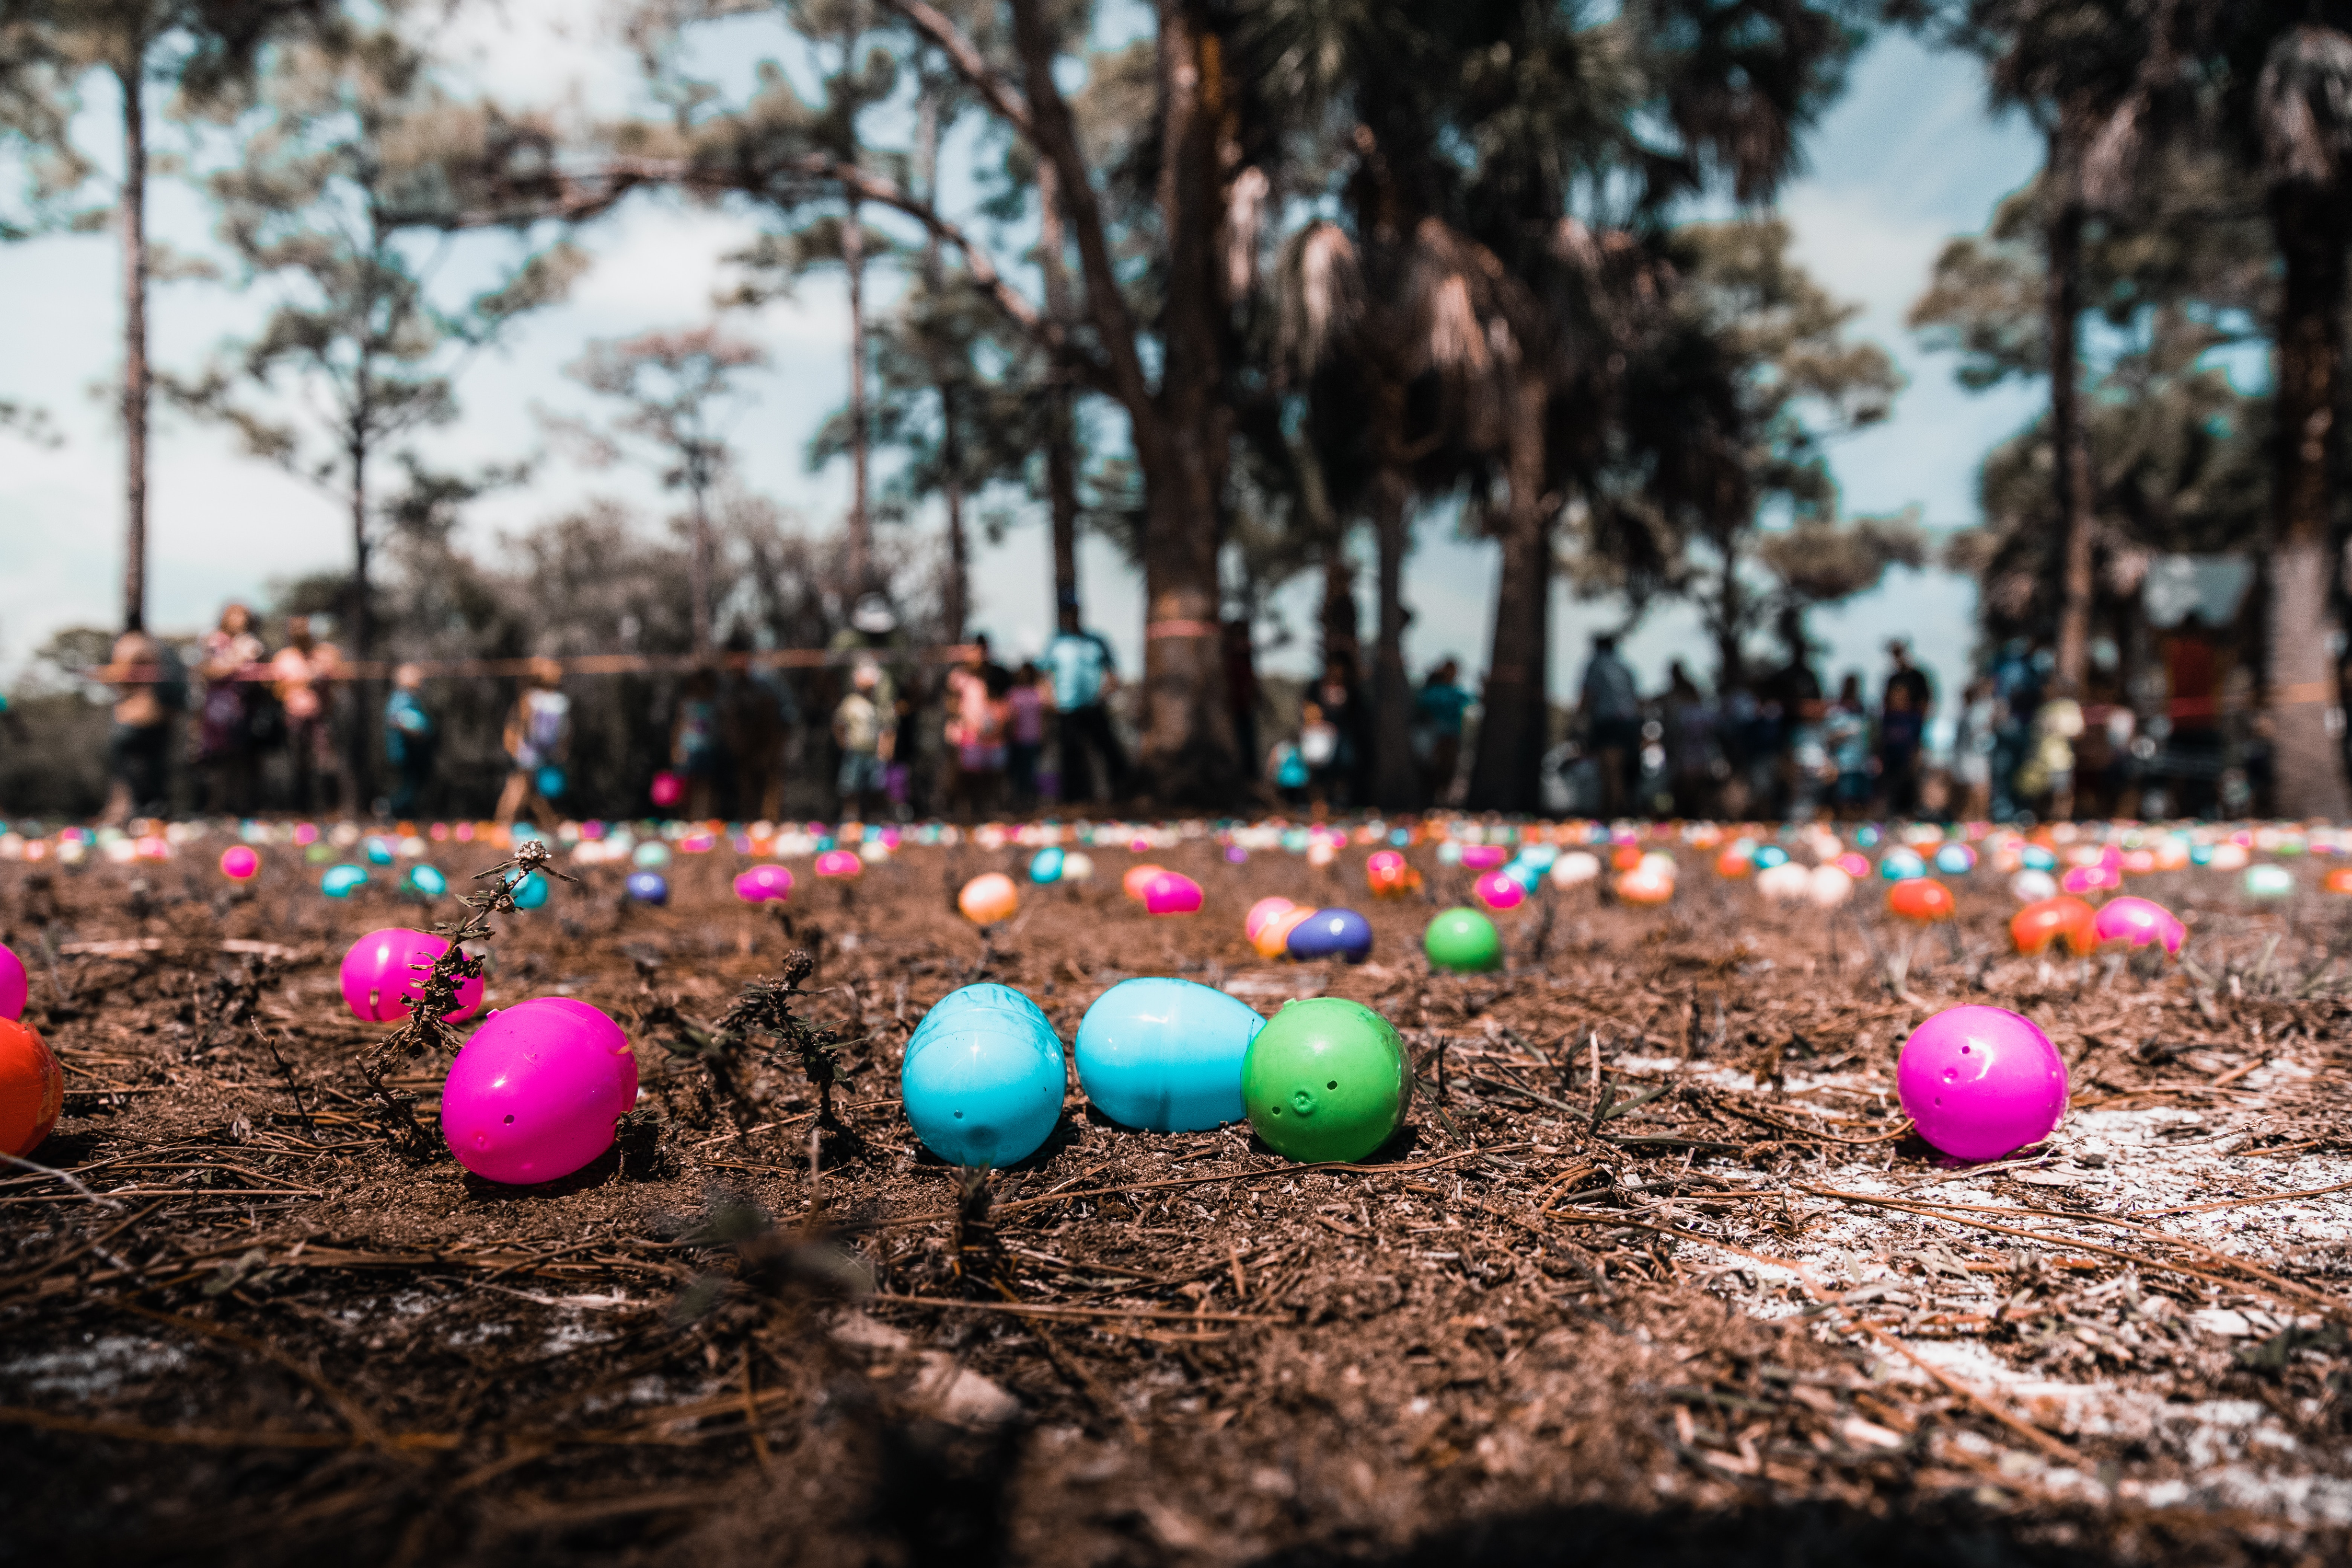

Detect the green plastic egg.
[
  {"left": 1241, "top": 998, "right": 1411, "bottom": 1163},
  {"left": 1423, "top": 907, "right": 1502, "bottom": 972}
]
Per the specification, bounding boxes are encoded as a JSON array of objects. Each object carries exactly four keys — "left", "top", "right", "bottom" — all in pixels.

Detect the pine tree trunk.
[
  {"left": 1037, "top": 160, "right": 1082, "bottom": 625},
  {"left": 689, "top": 475, "right": 713, "bottom": 655},
  {"left": 1368, "top": 453, "right": 1419, "bottom": 809},
  {"left": 1466, "top": 374, "right": 1553, "bottom": 813},
  {"left": 2266, "top": 181, "right": 2352, "bottom": 818},
  {"left": 348, "top": 440, "right": 374, "bottom": 813},
  {"left": 1318, "top": 529, "right": 1358, "bottom": 676},
  {"left": 118, "top": 60, "right": 149, "bottom": 635},
  {"left": 844, "top": 201, "right": 871, "bottom": 595},
  {"left": 942, "top": 389, "right": 969, "bottom": 640},
  {"left": 2047, "top": 111, "right": 2097, "bottom": 696}
]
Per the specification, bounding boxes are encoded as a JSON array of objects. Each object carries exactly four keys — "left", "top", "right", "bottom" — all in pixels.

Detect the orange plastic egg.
[
  {"left": 1616, "top": 868, "right": 1675, "bottom": 906},
  {"left": 1887, "top": 878, "right": 1955, "bottom": 923},
  {"left": 2010, "top": 895, "right": 2097, "bottom": 956},
  {"left": 1713, "top": 849, "right": 1752, "bottom": 879},
  {"left": 0, "top": 1017, "right": 64, "bottom": 1157},
  {"left": 2327, "top": 867, "right": 2352, "bottom": 895},
  {"left": 958, "top": 872, "right": 1021, "bottom": 925},
  {"left": 1122, "top": 863, "right": 1166, "bottom": 901},
  {"left": 1253, "top": 905, "right": 1316, "bottom": 959},
  {"left": 1611, "top": 844, "right": 1645, "bottom": 873}
]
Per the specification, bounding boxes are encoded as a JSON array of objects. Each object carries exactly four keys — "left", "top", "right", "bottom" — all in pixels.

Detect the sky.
[{"left": 0, "top": 7, "right": 2047, "bottom": 718}]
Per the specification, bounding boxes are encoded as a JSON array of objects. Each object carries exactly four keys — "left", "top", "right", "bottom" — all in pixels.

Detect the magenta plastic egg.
[
  {"left": 2093, "top": 895, "right": 2184, "bottom": 957},
  {"left": 220, "top": 845, "right": 260, "bottom": 881},
  {"left": 339, "top": 928, "right": 484, "bottom": 1024},
  {"left": 440, "top": 998, "right": 639, "bottom": 1183},
  {"left": 0, "top": 941, "right": 25, "bottom": 1021},
  {"left": 1472, "top": 870, "right": 1526, "bottom": 911},
  {"left": 814, "top": 849, "right": 862, "bottom": 879},
  {"left": 649, "top": 771, "right": 685, "bottom": 809},
  {"left": 1142, "top": 871, "right": 1203, "bottom": 915},
  {"left": 1896, "top": 1006, "right": 2068, "bottom": 1162},
  {"left": 1459, "top": 844, "right": 1507, "bottom": 872},
  {"left": 2059, "top": 863, "right": 2120, "bottom": 895},
  {"left": 733, "top": 864, "right": 794, "bottom": 903},
  {"left": 1244, "top": 896, "right": 1297, "bottom": 942}
]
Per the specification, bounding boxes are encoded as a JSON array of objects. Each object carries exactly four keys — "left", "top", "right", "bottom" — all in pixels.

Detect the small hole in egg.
[
  {"left": 503, "top": 1114, "right": 514, "bottom": 1125},
  {"left": 1327, "top": 1080, "right": 1338, "bottom": 1090},
  {"left": 1961, "top": 1044, "right": 1970, "bottom": 1054},
  {"left": 953, "top": 1110, "right": 964, "bottom": 1119}
]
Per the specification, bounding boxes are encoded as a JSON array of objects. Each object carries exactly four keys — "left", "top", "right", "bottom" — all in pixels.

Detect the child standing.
[
  {"left": 834, "top": 660, "right": 892, "bottom": 821},
  {"left": 383, "top": 663, "right": 437, "bottom": 820},
  {"left": 497, "top": 658, "right": 571, "bottom": 828}
]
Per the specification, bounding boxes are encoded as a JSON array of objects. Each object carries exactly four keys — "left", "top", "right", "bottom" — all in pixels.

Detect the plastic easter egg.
[
  {"left": 340, "top": 928, "right": 484, "bottom": 1024},
  {"left": 2244, "top": 864, "right": 2295, "bottom": 901},
  {"left": 1878, "top": 848, "right": 1928, "bottom": 882},
  {"left": 1286, "top": 907, "right": 1374, "bottom": 963},
  {"left": 441, "top": 998, "right": 639, "bottom": 1183},
  {"left": 1505, "top": 857, "right": 1544, "bottom": 892},
  {"left": 1365, "top": 849, "right": 1417, "bottom": 897},
  {"left": 1307, "top": 839, "right": 1338, "bottom": 869},
  {"left": 1142, "top": 871, "right": 1203, "bottom": 916},
  {"left": 1834, "top": 852, "right": 1871, "bottom": 879},
  {"left": 2060, "top": 863, "right": 2120, "bottom": 895},
  {"left": 1888, "top": 878, "right": 1955, "bottom": 923},
  {"left": 0, "top": 1017, "right": 64, "bottom": 1157},
  {"left": 1616, "top": 867, "right": 1675, "bottom": 905},
  {"left": 2010, "top": 869, "right": 2059, "bottom": 903},
  {"left": 2326, "top": 867, "right": 2352, "bottom": 895},
  {"left": 1030, "top": 847, "right": 1065, "bottom": 884},
  {"left": 364, "top": 836, "right": 395, "bottom": 867},
  {"left": 2208, "top": 843, "right": 2250, "bottom": 871},
  {"left": 1756, "top": 861, "right": 1812, "bottom": 903},
  {"left": 1241, "top": 998, "right": 1411, "bottom": 1163},
  {"left": 632, "top": 840, "right": 672, "bottom": 869},
  {"left": 508, "top": 870, "right": 550, "bottom": 910},
  {"left": 406, "top": 864, "right": 448, "bottom": 898},
  {"left": 1122, "top": 863, "right": 1167, "bottom": 901},
  {"left": 1610, "top": 844, "right": 1645, "bottom": 873},
  {"left": 321, "top": 864, "right": 368, "bottom": 898},
  {"left": 649, "top": 771, "right": 685, "bottom": 809},
  {"left": 1807, "top": 864, "right": 1855, "bottom": 908},
  {"left": 0, "top": 942, "right": 25, "bottom": 1020},
  {"left": 1460, "top": 845, "right": 1507, "bottom": 872},
  {"left": 1752, "top": 844, "right": 1790, "bottom": 871},
  {"left": 1245, "top": 896, "right": 1298, "bottom": 942},
  {"left": 734, "top": 864, "right": 794, "bottom": 903},
  {"left": 1714, "top": 848, "right": 1753, "bottom": 880},
  {"left": 1424, "top": 908, "right": 1502, "bottom": 973},
  {"left": 219, "top": 845, "right": 260, "bottom": 881},
  {"left": 625, "top": 870, "right": 670, "bottom": 905},
  {"left": 1253, "top": 905, "right": 1315, "bottom": 960},
  {"left": 960, "top": 872, "right": 1021, "bottom": 925},
  {"left": 1075, "top": 977, "right": 1264, "bottom": 1131},
  {"left": 1551, "top": 850, "right": 1601, "bottom": 888},
  {"left": 1472, "top": 870, "right": 1526, "bottom": 912},
  {"left": 814, "top": 848, "right": 862, "bottom": 879},
  {"left": 1060, "top": 850, "right": 1095, "bottom": 882},
  {"left": 2121, "top": 849, "right": 2156, "bottom": 876},
  {"left": 1933, "top": 845, "right": 1976, "bottom": 875},
  {"left": 2011, "top": 896, "right": 2097, "bottom": 957},
  {"left": 2020, "top": 845, "right": 2058, "bottom": 873},
  {"left": 1897, "top": 1006, "right": 2067, "bottom": 1162},
  {"left": 1435, "top": 841, "right": 1464, "bottom": 867},
  {"left": 901, "top": 983, "right": 1066, "bottom": 1167},
  {"left": 2094, "top": 896, "right": 2184, "bottom": 956}
]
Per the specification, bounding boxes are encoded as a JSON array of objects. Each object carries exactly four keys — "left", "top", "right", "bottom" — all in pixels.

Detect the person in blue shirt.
[
  {"left": 1043, "top": 592, "right": 1127, "bottom": 805},
  {"left": 1413, "top": 658, "right": 1473, "bottom": 806},
  {"left": 383, "top": 663, "right": 436, "bottom": 819}
]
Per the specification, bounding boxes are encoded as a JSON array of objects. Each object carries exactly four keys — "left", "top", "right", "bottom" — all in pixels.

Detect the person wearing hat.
[
  {"left": 1043, "top": 590, "right": 1126, "bottom": 805},
  {"left": 828, "top": 593, "right": 905, "bottom": 711}
]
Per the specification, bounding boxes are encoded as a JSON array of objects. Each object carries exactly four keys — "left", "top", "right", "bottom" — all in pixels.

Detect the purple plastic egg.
[
  {"left": 339, "top": 928, "right": 483, "bottom": 1024},
  {"left": 2092, "top": 895, "right": 2184, "bottom": 957},
  {"left": 1896, "top": 1005, "right": 2068, "bottom": 1162},
  {"left": 441, "top": 998, "right": 639, "bottom": 1184},
  {"left": 0, "top": 941, "right": 25, "bottom": 1021}
]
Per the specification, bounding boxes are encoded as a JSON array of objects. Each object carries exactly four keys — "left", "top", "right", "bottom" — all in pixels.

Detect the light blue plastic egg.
[
  {"left": 1075, "top": 977, "right": 1264, "bottom": 1132},
  {"left": 2189, "top": 844, "right": 2215, "bottom": 867},
  {"left": 1506, "top": 858, "right": 1544, "bottom": 892},
  {"left": 2022, "top": 845, "right": 2059, "bottom": 872},
  {"left": 1436, "top": 841, "right": 1464, "bottom": 866},
  {"left": 1933, "top": 845, "right": 1976, "bottom": 875},
  {"left": 902, "top": 983, "right": 1067, "bottom": 1167},
  {"left": 632, "top": 840, "right": 672, "bottom": 869},
  {"left": 1878, "top": 847, "right": 1927, "bottom": 881},
  {"left": 511, "top": 870, "right": 550, "bottom": 909},
  {"left": 1855, "top": 825, "right": 1882, "bottom": 848},
  {"left": 321, "top": 864, "right": 367, "bottom": 898},
  {"left": 1751, "top": 844, "right": 1790, "bottom": 870},
  {"left": 1390, "top": 828, "right": 1412, "bottom": 847},
  {"left": 406, "top": 864, "right": 448, "bottom": 897},
  {"left": 1030, "top": 847, "right": 1065, "bottom": 884},
  {"left": 364, "top": 836, "right": 395, "bottom": 866}
]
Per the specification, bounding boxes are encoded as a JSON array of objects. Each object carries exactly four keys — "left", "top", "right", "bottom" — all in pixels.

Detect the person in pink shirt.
[{"left": 1006, "top": 660, "right": 1046, "bottom": 809}]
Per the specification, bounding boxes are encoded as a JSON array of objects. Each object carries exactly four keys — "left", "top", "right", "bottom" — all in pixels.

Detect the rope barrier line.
[{"left": 72, "top": 645, "right": 984, "bottom": 685}]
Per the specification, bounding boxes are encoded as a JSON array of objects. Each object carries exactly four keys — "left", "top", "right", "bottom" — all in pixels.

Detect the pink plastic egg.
[
  {"left": 0, "top": 941, "right": 26, "bottom": 1021},
  {"left": 1142, "top": 871, "right": 1203, "bottom": 915},
  {"left": 1472, "top": 870, "right": 1526, "bottom": 911},
  {"left": 339, "top": 928, "right": 483, "bottom": 1024},
  {"left": 1244, "top": 896, "right": 1297, "bottom": 943},
  {"left": 1897, "top": 1005, "right": 2068, "bottom": 1162},
  {"left": 2059, "top": 863, "right": 2120, "bottom": 895},
  {"left": 440, "top": 998, "right": 639, "bottom": 1184},
  {"left": 1459, "top": 844, "right": 1507, "bottom": 871},
  {"left": 649, "top": 771, "right": 685, "bottom": 809},
  {"left": 814, "top": 849, "right": 862, "bottom": 879},
  {"left": 220, "top": 845, "right": 260, "bottom": 881},
  {"left": 733, "top": 864, "right": 794, "bottom": 903},
  {"left": 2092, "top": 895, "right": 2184, "bottom": 957}
]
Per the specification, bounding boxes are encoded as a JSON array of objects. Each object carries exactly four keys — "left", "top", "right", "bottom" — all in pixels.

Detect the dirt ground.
[{"left": 4, "top": 828, "right": 2350, "bottom": 1567}]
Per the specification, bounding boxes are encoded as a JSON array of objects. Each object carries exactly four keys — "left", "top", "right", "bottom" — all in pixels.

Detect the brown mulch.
[{"left": 4, "top": 834, "right": 2350, "bottom": 1567}]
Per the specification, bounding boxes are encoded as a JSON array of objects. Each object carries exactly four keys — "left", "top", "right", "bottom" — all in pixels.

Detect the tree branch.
[{"left": 877, "top": 0, "right": 1033, "bottom": 139}]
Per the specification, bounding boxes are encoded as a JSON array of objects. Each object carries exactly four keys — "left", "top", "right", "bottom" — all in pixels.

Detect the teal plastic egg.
[
  {"left": 1074, "top": 977, "right": 1263, "bottom": 1132},
  {"left": 902, "top": 984, "right": 1066, "bottom": 1167}
]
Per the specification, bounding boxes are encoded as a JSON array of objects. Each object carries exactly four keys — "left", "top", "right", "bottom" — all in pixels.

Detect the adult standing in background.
[
  {"left": 1660, "top": 660, "right": 1720, "bottom": 820},
  {"left": 197, "top": 603, "right": 266, "bottom": 815},
  {"left": 1044, "top": 592, "right": 1126, "bottom": 805},
  {"left": 1878, "top": 639, "right": 1933, "bottom": 818},
  {"left": 102, "top": 629, "right": 181, "bottom": 824},
  {"left": 383, "top": 663, "right": 437, "bottom": 820},
  {"left": 271, "top": 616, "right": 340, "bottom": 814},
  {"left": 724, "top": 636, "right": 799, "bottom": 824},
  {"left": 1578, "top": 632, "right": 1641, "bottom": 818},
  {"left": 1413, "top": 658, "right": 1473, "bottom": 808}
]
